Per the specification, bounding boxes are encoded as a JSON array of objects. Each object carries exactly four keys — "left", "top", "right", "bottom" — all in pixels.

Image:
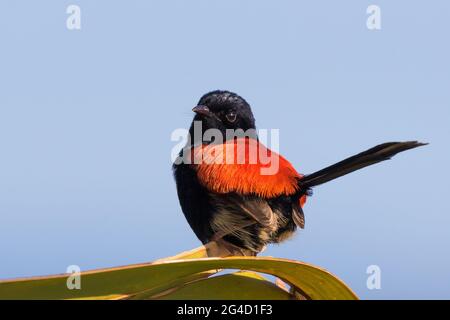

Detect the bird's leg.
[{"left": 211, "top": 238, "right": 257, "bottom": 257}]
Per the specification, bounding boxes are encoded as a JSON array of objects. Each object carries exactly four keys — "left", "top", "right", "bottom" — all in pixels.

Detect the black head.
[{"left": 189, "top": 90, "right": 256, "bottom": 144}]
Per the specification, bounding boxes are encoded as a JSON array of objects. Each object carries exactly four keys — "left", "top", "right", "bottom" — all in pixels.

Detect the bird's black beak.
[{"left": 192, "top": 105, "right": 212, "bottom": 117}]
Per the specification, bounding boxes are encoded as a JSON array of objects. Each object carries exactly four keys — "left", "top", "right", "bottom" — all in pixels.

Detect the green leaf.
[
  {"left": 0, "top": 256, "right": 357, "bottom": 300},
  {"left": 147, "top": 271, "right": 293, "bottom": 300}
]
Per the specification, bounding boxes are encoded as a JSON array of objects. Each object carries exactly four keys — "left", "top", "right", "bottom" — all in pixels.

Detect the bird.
[{"left": 173, "top": 90, "right": 426, "bottom": 256}]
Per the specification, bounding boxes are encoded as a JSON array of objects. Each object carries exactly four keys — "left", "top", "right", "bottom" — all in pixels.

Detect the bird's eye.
[{"left": 225, "top": 111, "right": 237, "bottom": 123}]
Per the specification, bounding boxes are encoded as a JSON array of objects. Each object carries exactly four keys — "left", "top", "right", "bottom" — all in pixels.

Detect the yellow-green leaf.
[
  {"left": 148, "top": 271, "right": 293, "bottom": 300},
  {"left": 0, "top": 256, "right": 357, "bottom": 300}
]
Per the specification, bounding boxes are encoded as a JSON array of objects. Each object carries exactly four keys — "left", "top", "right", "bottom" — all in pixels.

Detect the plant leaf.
[
  {"left": 147, "top": 271, "right": 293, "bottom": 300},
  {"left": 0, "top": 256, "right": 357, "bottom": 300}
]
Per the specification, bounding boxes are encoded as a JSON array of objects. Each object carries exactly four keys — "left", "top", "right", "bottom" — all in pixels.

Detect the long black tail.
[{"left": 298, "top": 141, "right": 427, "bottom": 189}]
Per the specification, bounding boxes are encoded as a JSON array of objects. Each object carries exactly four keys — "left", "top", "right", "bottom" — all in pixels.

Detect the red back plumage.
[{"left": 191, "top": 138, "right": 306, "bottom": 204}]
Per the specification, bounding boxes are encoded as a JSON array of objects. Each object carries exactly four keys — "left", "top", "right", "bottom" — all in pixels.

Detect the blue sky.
[{"left": 0, "top": 1, "right": 449, "bottom": 299}]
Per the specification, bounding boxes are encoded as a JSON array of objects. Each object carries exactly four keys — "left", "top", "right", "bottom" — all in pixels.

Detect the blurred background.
[{"left": 0, "top": 1, "right": 448, "bottom": 299}]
